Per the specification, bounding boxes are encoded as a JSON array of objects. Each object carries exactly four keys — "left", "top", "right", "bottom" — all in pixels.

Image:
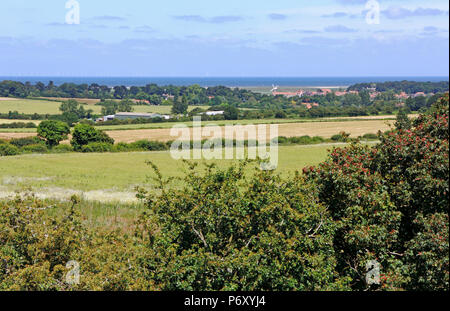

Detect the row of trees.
[
  {"left": 3, "top": 80, "right": 447, "bottom": 114},
  {"left": 348, "top": 80, "right": 449, "bottom": 94}
]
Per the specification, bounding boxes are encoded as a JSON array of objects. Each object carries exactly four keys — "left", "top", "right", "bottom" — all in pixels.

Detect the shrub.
[
  {"left": 22, "top": 144, "right": 48, "bottom": 154},
  {"left": 362, "top": 133, "right": 378, "bottom": 140},
  {"left": 331, "top": 132, "right": 350, "bottom": 142},
  {"left": 0, "top": 196, "right": 151, "bottom": 291},
  {"left": 130, "top": 140, "right": 168, "bottom": 151},
  {"left": 112, "top": 142, "right": 134, "bottom": 152},
  {"left": 306, "top": 94, "right": 449, "bottom": 290},
  {"left": 52, "top": 144, "right": 74, "bottom": 153},
  {"left": 276, "top": 136, "right": 289, "bottom": 144},
  {"left": 0, "top": 144, "right": 20, "bottom": 156},
  {"left": 137, "top": 161, "right": 349, "bottom": 291},
  {"left": 81, "top": 142, "right": 113, "bottom": 153},
  {"left": 0, "top": 122, "right": 37, "bottom": 129},
  {"left": 10, "top": 136, "right": 43, "bottom": 148}
]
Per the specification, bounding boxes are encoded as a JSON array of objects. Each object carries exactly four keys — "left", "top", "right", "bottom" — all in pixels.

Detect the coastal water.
[{"left": 0, "top": 76, "right": 447, "bottom": 87}]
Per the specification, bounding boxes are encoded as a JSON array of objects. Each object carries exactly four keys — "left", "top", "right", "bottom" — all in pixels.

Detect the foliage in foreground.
[
  {"left": 136, "top": 161, "right": 348, "bottom": 290},
  {"left": 305, "top": 94, "right": 449, "bottom": 290}
]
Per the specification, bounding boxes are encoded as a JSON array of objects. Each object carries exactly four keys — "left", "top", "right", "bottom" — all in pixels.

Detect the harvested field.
[
  {"left": 104, "top": 120, "right": 392, "bottom": 143},
  {"left": 0, "top": 119, "right": 41, "bottom": 125},
  {"left": 0, "top": 120, "right": 393, "bottom": 142}
]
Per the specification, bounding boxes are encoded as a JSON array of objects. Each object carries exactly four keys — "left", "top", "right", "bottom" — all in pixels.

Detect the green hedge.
[
  {"left": 0, "top": 144, "right": 20, "bottom": 156},
  {"left": 81, "top": 142, "right": 114, "bottom": 153}
]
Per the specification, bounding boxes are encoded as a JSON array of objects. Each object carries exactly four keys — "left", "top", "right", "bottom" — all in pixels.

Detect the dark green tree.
[
  {"left": 395, "top": 109, "right": 412, "bottom": 130},
  {"left": 37, "top": 120, "right": 70, "bottom": 148},
  {"left": 70, "top": 123, "right": 114, "bottom": 151},
  {"left": 172, "top": 99, "right": 188, "bottom": 115},
  {"left": 223, "top": 105, "right": 239, "bottom": 120}
]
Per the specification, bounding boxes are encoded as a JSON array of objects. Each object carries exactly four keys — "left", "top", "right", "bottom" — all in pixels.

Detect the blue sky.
[{"left": 0, "top": 0, "right": 448, "bottom": 77}]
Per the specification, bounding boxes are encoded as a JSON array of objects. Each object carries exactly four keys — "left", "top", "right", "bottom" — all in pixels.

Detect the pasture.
[
  {"left": 0, "top": 98, "right": 206, "bottom": 115},
  {"left": 0, "top": 144, "right": 349, "bottom": 203},
  {"left": 0, "top": 98, "right": 65, "bottom": 114}
]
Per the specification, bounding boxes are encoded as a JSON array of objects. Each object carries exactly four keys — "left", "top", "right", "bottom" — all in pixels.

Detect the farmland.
[
  {"left": 0, "top": 119, "right": 393, "bottom": 142},
  {"left": 0, "top": 97, "right": 205, "bottom": 115},
  {"left": 0, "top": 144, "right": 353, "bottom": 203}
]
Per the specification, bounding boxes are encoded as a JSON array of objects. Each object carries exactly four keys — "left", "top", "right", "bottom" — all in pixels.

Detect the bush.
[
  {"left": 0, "top": 122, "right": 37, "bottom": 129},
  {"left": 0, "top": 144, "right": 20, "bottom": 156},
  {"left": 305, "top": 94, "right": 449, "bottom": 290},
  {"left": 276, "top": 136, "right": 289, "bottom": 144},
  {"left": 52, "top": 144, "right": 74, "bottom": 153},
  {"left": 362, "top": 133, "right": 378, "bottom": 140},
  {"left": 112, "top": 142, "right": 134, "bottom": 152},
  {"left": 0, "top": 196, "right": 151, "bottom": 291},
  {"left": 22, "top": 144, "right": 48, "bottom": 154},
  {"left": 10, "top": 136, "right": 43, "bottom": 148},
  {"left": 81, "top": 142, "right": 113, "bottom": 153},
  {"left": 136, "top": 161, "right": 349, "bottom": 291},
  {"left": 130, "top": 140, "right": 168, "bottom": 151}
]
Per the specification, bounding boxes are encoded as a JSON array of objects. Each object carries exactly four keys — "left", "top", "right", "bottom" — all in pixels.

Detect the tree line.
[{"left": 348, "top": 80, "right": 449, "bottom": 94}]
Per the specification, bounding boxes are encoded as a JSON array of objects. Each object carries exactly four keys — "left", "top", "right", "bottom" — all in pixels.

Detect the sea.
[{"left": 0, "top": 76, "right": 448, "bottom": 87}]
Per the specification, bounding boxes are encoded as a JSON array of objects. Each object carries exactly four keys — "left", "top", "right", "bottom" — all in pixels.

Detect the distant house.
[
  {"left": 272, "top": 89, "right": 304, "bottom": 98},
  {"left": 99, "top": 115, "right": 115, "bottom": 122},
  {"left": 319, "top": 89, "right": 332, "bottom": 95},
  {"left": 414, "top": 92, "right": 426, "bottom": 98},
  {"left": 335, "top": 91, "right": 347, "bottom": 97},
  {"left": 395, "top": 92, "right": 409, "bottom": 99},
  {"left": 162, "top": 94, "right": 175, "bottom": 100}
]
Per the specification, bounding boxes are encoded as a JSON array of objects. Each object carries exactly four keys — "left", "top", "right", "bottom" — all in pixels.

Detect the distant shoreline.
[{"left": 0, "top": 76, "right": 447, "bottom": 88}]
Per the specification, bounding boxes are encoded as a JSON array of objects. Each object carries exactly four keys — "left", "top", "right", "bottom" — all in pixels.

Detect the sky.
[{"left": 0, "top": 0, "right": 448, "bottom": 77}]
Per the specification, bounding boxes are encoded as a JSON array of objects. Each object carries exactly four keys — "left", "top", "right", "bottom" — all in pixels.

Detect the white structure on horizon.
[{"left": 205, "top": 111, "right": 224, "bottom": 116}]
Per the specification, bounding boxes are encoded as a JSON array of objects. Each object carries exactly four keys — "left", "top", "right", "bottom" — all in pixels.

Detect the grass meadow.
[
  {"left": 0, "top": 139, "right": 378, "bottom": 231},
  {"left": 1, "top": 143, "right": 353, "bottom": 230},
  {"left": 0, "top": 144, "right": 340, "bottom": 199},
  {"left": 0, "top": 98, "right": 205, "bottom": 115}
]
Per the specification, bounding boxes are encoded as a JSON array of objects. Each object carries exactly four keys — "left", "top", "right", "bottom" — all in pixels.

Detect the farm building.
[
  {"left": 205, "top": 111, "right": 224, "bottom": 116},
  {"left": 114, "top": 112, "right": 170, "bottom": 120}
]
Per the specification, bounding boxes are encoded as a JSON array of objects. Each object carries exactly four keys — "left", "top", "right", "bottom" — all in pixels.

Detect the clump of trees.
[
  {"left": 348, "top": 81, "right": 449, "bottom": 94},
  {"left": 58, "top": 100, "right": 93, "bottom": 126},
  {"left": 97, "top": 99, "right": 134, "bottom": 115}
]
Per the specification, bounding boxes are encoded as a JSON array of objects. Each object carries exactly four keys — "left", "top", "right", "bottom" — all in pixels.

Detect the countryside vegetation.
[{"left": 0, "top": 88, "right": 448, "bottom": 291}]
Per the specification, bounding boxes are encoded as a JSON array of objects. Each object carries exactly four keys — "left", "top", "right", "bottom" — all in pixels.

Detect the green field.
[
  {"left": 0, "top": 99, "right": 65, "bottom": 114},
  {"left": 0, "top": 98, "right": 205, "bottom": 115},
  {"left": 0, "top": 144, "right": 349, "bottom": 203}
]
